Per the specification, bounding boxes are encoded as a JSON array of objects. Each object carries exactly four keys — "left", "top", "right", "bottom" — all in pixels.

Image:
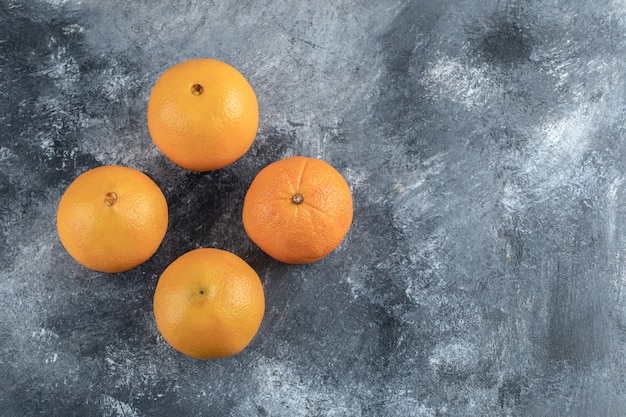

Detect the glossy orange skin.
[
  {"left": 147, "top": 58, "right": 258, "bottom": 172},
  {"left": 56, "top": 166, "right": 168, "bottom": 273},
  {"left": 153, "top": 248, "right": 265, "bottom": 360},
  {"left": 242, "top": 156, "right": 353, "bottom": 264}
]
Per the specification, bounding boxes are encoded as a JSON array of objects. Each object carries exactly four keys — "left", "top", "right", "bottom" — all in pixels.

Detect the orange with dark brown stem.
[
  {"left": 242, "top": 156, "right": 353, "bottom": 264},
  {"left": 153, "top": 248, "right": 265, "bottom": 360},
  {"left": 147, "top": 58, "right": 258, "bottom": 172},
  {"left": 56, "top": 165, "right": 168, "bottom": 273}
]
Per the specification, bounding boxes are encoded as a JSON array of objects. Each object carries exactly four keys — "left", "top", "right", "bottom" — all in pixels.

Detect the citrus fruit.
[
  {"left": 153, "top": 248, "right": 265, "bottom": 360},
  {"left": 242, "top": 156, "right": 353, "bottom": 264},
  {"left": 56, "top": 165, "right": 168, "bottom": 273},
  {"left": 147, "top": 58, "right": 259, "bottom": 172}
]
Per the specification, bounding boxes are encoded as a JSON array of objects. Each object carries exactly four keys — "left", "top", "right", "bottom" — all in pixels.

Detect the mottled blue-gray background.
[{"left": 2, "top": 0, "right": 626, "bottom": 415}]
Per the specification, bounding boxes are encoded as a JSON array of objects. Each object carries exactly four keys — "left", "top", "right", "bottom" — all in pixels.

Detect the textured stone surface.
[{"left": 2, "top": 0, "right": 626, "bottom": 415}]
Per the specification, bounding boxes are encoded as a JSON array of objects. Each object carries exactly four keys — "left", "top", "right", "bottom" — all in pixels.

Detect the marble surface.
[{"left": 2, "top": 0, "right": 626, "bottom": 415}]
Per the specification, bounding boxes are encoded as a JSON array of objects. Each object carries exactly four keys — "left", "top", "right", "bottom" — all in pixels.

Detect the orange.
[
  {"left": 242, "top": 156, "right": 353, "bottom": 264},
  {"left": 153, "top": 248, "right": 265, "bottom": 360},
  {"left": 147, "top": 58, "right": 258, "bottom": 172},
  {"left": 56, "top": 165, "right": 168, "bottom": 273}
]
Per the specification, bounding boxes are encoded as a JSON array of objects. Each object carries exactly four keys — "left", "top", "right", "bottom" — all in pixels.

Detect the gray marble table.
[{"left": 2, "top": 1, "right": 626, "bottom": 416}]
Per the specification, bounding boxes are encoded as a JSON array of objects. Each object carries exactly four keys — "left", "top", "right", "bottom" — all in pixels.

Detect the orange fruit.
[
  {"left": 147, "top": 58, "right": 259, "bottom": 172},
  {"left": 153, "top": 248, "right": 265, "bottom": 360},
  {"left": 56, "top": 165, "right": 168, "bottom": 273},
  {"left": 242, "top": 156, "right": 353, "bottom": 264}
]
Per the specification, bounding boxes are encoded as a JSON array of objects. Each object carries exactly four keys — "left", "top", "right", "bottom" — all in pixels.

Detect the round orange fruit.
[
  {"left": 56, "top": 165, "right": 168, "bottom": 273},
  {"left": 147, "top": 58, "right": 259, "bottom": 172},
  {"left": 153, "top": 248, "right": 265, "bottom": 360},
  {"left": 242, "top": 156, "right": 353, "bottom": 264}
]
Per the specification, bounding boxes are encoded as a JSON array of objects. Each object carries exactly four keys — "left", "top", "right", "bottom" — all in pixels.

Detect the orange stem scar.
[
  {"left": 291, "top": 193, "right": 304, "bottom": 205},
  {"left": 190, "top": 84, "right": 204, "bottom": 96},
  {"left": 104, "top": 192, "right": 118, "bottom": 206}
]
